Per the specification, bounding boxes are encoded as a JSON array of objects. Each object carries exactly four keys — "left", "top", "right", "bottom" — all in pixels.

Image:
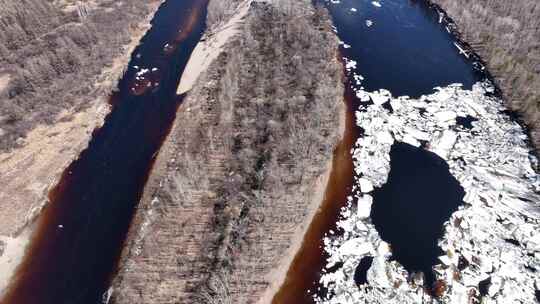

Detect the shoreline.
[
  {"left": 0, "top": 0, "right": 165, "bottom": 295},
  {"left": 267, "top": 52, "right": 355, "bottom": 302},
  {"left": 259, "top": 87, "right": 348, "bottom": 304}
]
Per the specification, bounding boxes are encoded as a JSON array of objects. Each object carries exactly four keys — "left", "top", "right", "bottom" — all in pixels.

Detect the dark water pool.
[
  {"left": 370, "top": 142, "right": 465, "bottom": 286},
  {"left": 0, "top": 1, "right": 208, "bottom": 303}
]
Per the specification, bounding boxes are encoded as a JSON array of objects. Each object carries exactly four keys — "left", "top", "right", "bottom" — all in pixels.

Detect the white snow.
[{"left": 358, "top": 178, "right": 374, "bottom": 193}]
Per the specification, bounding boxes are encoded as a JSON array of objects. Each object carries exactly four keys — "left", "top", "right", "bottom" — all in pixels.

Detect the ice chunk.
[
  {"left": 358, "top": 178, "right": 374, "bottom": 193},
  {"left": 402, "top": 134, "right": 421, "bottom": 147},
  {"left": 438, "top": 255, "right": 452, "bottom": 266},
  {"left": 345, "top": 59, "right": 357, "bottom": 71},
  {"left": 376, "top": 131, "right": 394, "bottom": 145},
  {"left": 356, "top": 90, "right": 371, "bottom": 102},
  {"left": 369, "top": 90, "right": 391, "bottom": 105},
  {"left": 338, "top": 238, "right": 372, "bottom": 256},
  {"left": 357, "top": 195, "right": 373, "bottom": 218},
  {"left": 434, "top": 111, "right": 457, "bottom": 123},
  {"left": 406, "top": 127, "right": 431, "bottom": 141},
  {"left": 430, "top": 130, "right": 457, "bottom": 159}
]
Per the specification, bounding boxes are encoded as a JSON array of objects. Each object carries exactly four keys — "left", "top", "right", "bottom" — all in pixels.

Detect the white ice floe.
[
  {"left": 358, "top": 178, "right": 374, "bottom": 193},
  {"left": 366, "top": 20, "right": 374, "bottom": 27},
  {"left": 351, "top": 8, "right": 357, "bottom": 13},
  {"left": 136, "top": 68, "right": 149, "bottom": 77},
  {"left": 372, "top": 1, "right": 382, "bottom": 8},
  {"left": 454, "top": 42, "right": 470, "bottom": 58},
  {"left": 368, "top": 89, "right": 391, "bottom": 105},
  {"left": 317, "top": 73, "right": 540, "bottom": 303},
  {"left": 345, "top": 59, "right": 357, "bottom": 71}
]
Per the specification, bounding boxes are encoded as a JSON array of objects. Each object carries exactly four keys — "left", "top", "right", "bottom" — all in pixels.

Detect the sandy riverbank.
[
  {"left": 0, "top": 1, "right": 163, "bottom": 295},
  {"left": 178, "top": 0, "right": 251, "bottom": 95}
]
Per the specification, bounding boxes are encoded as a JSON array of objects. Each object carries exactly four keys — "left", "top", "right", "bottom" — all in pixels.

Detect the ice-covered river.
[{"left": 274, "top": 0, "right": 539, "bottom": 303}]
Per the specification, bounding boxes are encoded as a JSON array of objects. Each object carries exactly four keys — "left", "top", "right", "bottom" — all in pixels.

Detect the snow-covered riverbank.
[{"left": 317, "top": 58, "right": 540, "bottom": 303}]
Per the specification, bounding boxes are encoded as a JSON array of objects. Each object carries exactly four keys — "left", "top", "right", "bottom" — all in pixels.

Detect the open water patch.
[
  {"left": 353, "top": 256, "right": 374, "bottom": 286},
  {"left": 320, "top": 0, "right": 483, "bottom": 97},
  {"left": 370, "top": 142, "right": 465, "bottom": 286}
]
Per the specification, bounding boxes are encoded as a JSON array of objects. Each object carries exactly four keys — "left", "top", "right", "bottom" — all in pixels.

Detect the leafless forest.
[
  {"left": 0, "top": 0, "right": 159, "bottom": 151},
  {"left": 431, "top": 0, "right": 540, "bottom": 152},
  {"left": 207, "top": 0, "right": 243, "bottom": 29},
  {"left": 111, "top": 0, "right": 344, "bottom": 302}
]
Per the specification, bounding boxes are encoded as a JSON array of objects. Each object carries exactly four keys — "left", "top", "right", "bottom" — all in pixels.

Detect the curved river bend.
[
  {"left": 273, "top": 0, "right": 486, "bottom": 302},
  {"left": 0, "top": 1, "right": 208, "bottom": 303}
]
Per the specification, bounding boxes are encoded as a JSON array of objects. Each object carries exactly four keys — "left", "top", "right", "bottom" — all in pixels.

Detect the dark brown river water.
[{"left": 0, "top": 1, "right": 207, "bottom": 303}]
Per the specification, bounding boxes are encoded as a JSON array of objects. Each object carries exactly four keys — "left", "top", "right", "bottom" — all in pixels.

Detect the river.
[
  {"left": 273, "top": 0, "right": 487, "bottom": 302},
  {"left": 0, "top": 1, "right": 208, "bottom": 303}
]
